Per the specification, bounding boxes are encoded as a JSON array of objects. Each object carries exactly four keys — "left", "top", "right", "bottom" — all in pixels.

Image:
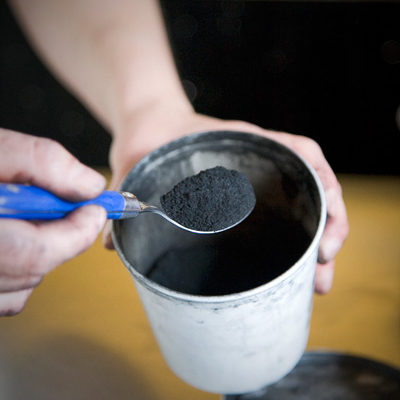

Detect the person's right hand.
[{"left": 0, "top": 128, "right": 107, "bottom": 316}]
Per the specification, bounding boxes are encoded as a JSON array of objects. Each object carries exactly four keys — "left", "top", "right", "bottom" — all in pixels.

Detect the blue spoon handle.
[{"left": 0, "top": 183, "right": 136, "bottom": 220}]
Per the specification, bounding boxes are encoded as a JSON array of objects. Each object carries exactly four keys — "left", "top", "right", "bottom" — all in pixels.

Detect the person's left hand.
[{"left": 104, "top": 105, "right": 349, "bottom": 294}]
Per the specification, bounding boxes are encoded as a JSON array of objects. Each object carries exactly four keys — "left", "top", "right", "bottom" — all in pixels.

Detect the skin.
[
  {"left": 0, "top": 128, "right": 106, "bottom": 315},
  {"left": 2, "top": 0, "right": 349, "bottom": 315}
]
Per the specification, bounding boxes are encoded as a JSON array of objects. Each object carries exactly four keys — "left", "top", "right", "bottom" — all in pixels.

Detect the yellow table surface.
[{"left": 0, "top": 173, "right": 399, "bottom": 399}]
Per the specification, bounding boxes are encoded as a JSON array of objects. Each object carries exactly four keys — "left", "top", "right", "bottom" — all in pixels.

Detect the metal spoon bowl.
[{"left": 137, "top": 195, "right": 255, "bottom": 234}]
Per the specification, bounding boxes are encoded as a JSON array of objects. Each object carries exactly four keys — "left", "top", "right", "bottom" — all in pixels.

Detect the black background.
[{"left": 1, "top": 1, "right": 399, "bottom": 174}]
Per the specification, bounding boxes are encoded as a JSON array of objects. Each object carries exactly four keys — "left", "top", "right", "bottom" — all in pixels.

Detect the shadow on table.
[{"left": 0, "top": 333, "right": 162, "bottom": 400}]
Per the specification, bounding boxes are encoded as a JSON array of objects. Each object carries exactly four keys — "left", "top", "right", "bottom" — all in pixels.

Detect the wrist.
[
  {"left": 114, "top": 91, "right": 193, "bottom": 133},
  {"left": 108, "top": 100, "right": 196, "bottom": 184}
]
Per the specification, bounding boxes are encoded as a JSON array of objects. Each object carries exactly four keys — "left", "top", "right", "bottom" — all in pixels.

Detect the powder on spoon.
[{"left": 160, "top": 166, "right": 256, "bottom": 232}]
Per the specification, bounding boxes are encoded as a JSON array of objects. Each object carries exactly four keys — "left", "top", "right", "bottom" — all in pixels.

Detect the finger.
[
  {"left": 0, "top": 288, "right": 33, "bottom": 316},
  {"left": 262, "top": 132, "right": 349, "bottom": 263},
  {"left": 0, "top": 219, "right": 45, "bottom": 292},
  {"left": 315, "top": 261, "right": 335, "bottom": 294},
  {"left": 318, "top": 184, "right": 349, "bottom": 263},
  {"left": 34, "top": 205, "right": 107, "bottom": 273},
  {"left": 289, "top": 139, "right": 349, "bottom": 263},
  {"left": 102, "top": 222, "right": 114, "bottom": 249},
  {"left": 0, "top": 206, "right": 106, "bottom": 292},
  {"left": 0, "top": 271, "right": 42, "bottom": 293},
  {"left": 0, "top": 128, "right": 105, "bottom": 201}
]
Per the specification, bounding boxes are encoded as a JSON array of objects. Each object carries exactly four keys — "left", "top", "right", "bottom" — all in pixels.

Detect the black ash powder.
[{"left": 160, "top": 166, "right": 256, "bottom": 232}]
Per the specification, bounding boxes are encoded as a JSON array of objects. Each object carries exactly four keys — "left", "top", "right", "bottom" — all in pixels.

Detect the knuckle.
[
  {"left": 325, "top": 180, "right": 343, "bottom": 204},
  {"left": 32, "top": 136, "right": 76, "bottom": 176},
  {"left": 32, "top": 136, "right": 63, "bottom": 160},
  {"left": 1, "top": 224, "right": 51, "bottom": 276},
  {"left": 298, "top": 136, "right": 322, "bottom": 153}
]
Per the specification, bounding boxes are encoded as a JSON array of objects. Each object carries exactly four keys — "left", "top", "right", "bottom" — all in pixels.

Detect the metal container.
[{"left": 112, "top": 131, "right": 326, "bottom": 394}]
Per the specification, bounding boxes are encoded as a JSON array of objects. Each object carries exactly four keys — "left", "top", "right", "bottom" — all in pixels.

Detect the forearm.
[{"left": 9, "top": 0, "right": 191, "bottom": 133}]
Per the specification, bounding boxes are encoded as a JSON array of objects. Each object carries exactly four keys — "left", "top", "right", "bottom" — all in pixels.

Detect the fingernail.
[{"left": 319, "top": 238, "right": 342, "bottom": 263}]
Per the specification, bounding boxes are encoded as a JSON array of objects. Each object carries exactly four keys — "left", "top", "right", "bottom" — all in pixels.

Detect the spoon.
[{"left": 0, "top": 183, "right": 254, "bottom": 234}]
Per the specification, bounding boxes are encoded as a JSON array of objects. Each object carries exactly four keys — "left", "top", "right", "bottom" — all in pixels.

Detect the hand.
[
  {"left": 104, "top": 105, "right": 349, "bottom": 294},
  {"left": 0, "top": 128, "right": 107, "bottom": 316}
]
